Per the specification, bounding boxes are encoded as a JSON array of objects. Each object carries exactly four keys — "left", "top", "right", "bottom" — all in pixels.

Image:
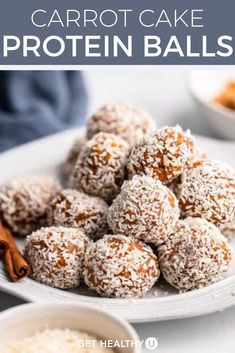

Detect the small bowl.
[
  {"left": 188, "top": 70, "right": 235, "bottom": 139},
  {"left": 0, "top": 302, "right": 140, "bottom": 352}
]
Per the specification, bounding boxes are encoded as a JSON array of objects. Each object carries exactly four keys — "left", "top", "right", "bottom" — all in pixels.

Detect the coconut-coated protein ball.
[
  {"left": 84, "top": 234, "right": 160, "bottom": 298},
  {"left": 108, "top": 175, "right": 180, "bottom": 246},
  {"left": 87, "top": 104, "right": 156, "bottom": 146},
  {"left": 24, "top": 227, "right": 89, "bottom": 289},
  {"left": 179, "top": 159, "right": 235, "bottom": 226},
  {"left": 48, "top": 189, "right": 109, "bottom": 240},
  {"left": 71, "top": 132, "right": 129, "bottom": 203},
  {"left": 62, "top": 137, "right": 86, "bottom": 180},
  {"left": 158, "top": 217, "right": 233, "bottom": 292},
  {"left": 168, "top": 149, "right": 209, "bottom": 198},
  {"left": 220, "top": 222, "right": 235, "bottom": 239},
  {"left": 168, "top": 176, "right": 182, "bottom": 198},
  {"left": 127, "top": 125, "right": 195, "bottom": 184},
  {"left": 0, "top": 176, "right": 61, "bottom": 236}
]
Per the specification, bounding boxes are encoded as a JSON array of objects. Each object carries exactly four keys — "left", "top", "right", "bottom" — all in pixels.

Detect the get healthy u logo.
[{"left": 145, "top": 337, "right": 159, "bottom": 350}]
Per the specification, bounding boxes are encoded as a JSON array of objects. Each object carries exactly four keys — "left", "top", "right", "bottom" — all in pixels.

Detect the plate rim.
[{"left": 0, "top": 274, "right": 235, "bottom": 323}]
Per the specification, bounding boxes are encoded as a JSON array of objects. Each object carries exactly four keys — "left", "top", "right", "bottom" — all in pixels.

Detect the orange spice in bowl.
[{"left": 214, "top": 82, "right": 235, "bottom": 110}]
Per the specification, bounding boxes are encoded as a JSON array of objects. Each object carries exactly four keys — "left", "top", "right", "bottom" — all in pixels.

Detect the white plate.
[{"left": 0, "top": 128, "right": 235, "bottom": 323}]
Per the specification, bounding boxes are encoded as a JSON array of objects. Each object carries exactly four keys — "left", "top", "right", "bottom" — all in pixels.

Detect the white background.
[
  {"left": 85, "top": 67, "right": 219, "bottom": 138},
  {"left": 1, "top": 67, "right": 235, "bottom": 353}
]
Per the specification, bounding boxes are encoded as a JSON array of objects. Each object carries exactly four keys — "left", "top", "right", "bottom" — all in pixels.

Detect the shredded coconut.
[
  {"left": 24, "top": 227, "right": 89, "bottom": 289},
  {"left": 179, "top": 159, "right": 235, "bottom": 226},
  {"left": 84, "top": 234, "right": 160, "bottom": 298},
  {"left": 48, "top": 189, "right": 109, "bottom": 240},
  {"left": 87, "top": 103, "right": 156, "bottom": 146},
  {"left": 127, "top": 125, "right": 195, "bottom": 184},
  {"left": 158, "top": 217, "right": 233, "bottom": 291},
  {"left": 220, "top": 222, "right": 235, "bottom": 239},
  {"left": 108, "top": 174, "right": 180, "bottom": 246},
  {"left": 71, "top": 132, "right": 129, "bottom": 203},
  {"left": 62, "top": 137, "right": 86, "bottom": 180},
  {"left": 2, "top": 328, "right": 115, "bottom": 353},
  {"left": 0, "top": 176, "right": 61, "bottom": 236}
]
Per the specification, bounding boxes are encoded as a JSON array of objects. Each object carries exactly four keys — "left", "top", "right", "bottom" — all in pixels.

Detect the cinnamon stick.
[
  {"left": 0, "top": 223, "right": 9, "bottom": 257},
  {"left": 0, "top": 223, "right": 29, "bottom": 282}
]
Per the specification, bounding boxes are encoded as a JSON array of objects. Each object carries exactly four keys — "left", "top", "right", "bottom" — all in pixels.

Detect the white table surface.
[{"left": 1, "top": 67, "right": 235, "bottom": 352}]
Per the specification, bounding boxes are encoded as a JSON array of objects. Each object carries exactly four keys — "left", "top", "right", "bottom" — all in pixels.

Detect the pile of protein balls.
[{"left": 0, "top": 103, "right": 234, "bottom": 298}]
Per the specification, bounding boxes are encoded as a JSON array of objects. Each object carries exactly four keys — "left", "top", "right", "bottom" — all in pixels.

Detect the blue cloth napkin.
[{"left": 0, "top": 71, "right": 88, "bottom": 152}]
